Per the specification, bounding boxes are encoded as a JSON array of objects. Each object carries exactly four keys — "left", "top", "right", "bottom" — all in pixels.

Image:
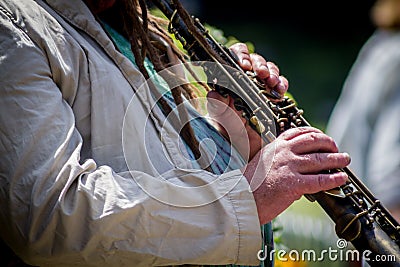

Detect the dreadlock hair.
[{"left": 99, "top": 0, "right": 212, "bottom": 171}]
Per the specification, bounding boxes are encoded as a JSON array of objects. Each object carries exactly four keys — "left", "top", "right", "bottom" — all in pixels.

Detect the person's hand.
[
  {"left": 206, "top": 42, "right": 288, "bottom": 160},
  {"left": 242, "top": 127, "right": 351, "bottom": 225},
  {"left": 229, "top": 42, "right": 288, "bottom": 99},
  {"left": 205, "top": 43, "right": 350, "bottom": 226}
]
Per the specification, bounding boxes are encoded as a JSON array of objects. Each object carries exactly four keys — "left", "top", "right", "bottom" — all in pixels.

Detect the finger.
[
  {"left": 300, "top": 171, "right": 348, "bottom": 194},
  {"left": 289, "top": 131, "right": 339, "bottom": 154},
  {"left": 229, "top": 43, "right": 252, "bottom": 70},
  {"left": 296, "top": 152, "right": 351, "bottom": 174},
  {"left": 274, "top": 75, "right": 289, "bottom": 96},
  {"left": 264, "top": 61, "right": 280, "bottom": 88},
  {"left": 249, "top": 54, "right": 282, "bottom": 89},
  {"left": 278, "top": 127, "right": 324, "bottom": 141},
  {"left": 249, "top": 53, "right": 270, "bottom": 79}
]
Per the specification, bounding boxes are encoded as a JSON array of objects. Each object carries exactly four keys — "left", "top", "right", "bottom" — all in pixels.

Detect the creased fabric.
[{"left": 0, "top": 0, "right": 263, "bottom": 266}]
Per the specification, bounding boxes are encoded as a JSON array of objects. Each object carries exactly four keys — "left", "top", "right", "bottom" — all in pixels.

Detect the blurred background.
[
  {"left": 178, "top": 1, "right": 377, "bottom": 266},
  {"left": 181, "top": 0, "right": 376, "bottom": 130}
]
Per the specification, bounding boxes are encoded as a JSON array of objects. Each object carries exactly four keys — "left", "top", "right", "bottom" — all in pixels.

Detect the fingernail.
[
  {"left": 260, "top": 65, "right": 269, "bottom": 72},
  {"left": 255, "top": 65, "right": 270, "bottom": 78}
]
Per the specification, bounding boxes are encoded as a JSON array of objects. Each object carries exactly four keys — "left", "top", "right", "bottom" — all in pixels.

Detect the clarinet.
[{"left": 150, "top": 0, "right": 400, "bottom": 265}]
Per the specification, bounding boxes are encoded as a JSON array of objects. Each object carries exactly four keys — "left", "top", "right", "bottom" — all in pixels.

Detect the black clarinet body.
[{"left": 150, "top": 0, "right": 400, "bottom": 265}]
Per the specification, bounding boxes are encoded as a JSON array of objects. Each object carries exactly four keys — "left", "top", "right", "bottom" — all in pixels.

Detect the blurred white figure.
[{"left": 327, "top": 0, "right": 400, "bottom": 221}]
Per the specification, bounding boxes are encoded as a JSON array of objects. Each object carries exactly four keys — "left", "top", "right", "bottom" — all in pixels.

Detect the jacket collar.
[
  {"left": 38, "top": 0, "right": 149, "bottom": 93},
  {"left": 41, "top": 0, "right": 115, "bottom": 53}
]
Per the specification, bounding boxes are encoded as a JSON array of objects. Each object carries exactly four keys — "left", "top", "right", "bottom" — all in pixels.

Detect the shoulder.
[
  {"left": 361, "top": 29, "right": 400, "bottom": 60},
  {"left": 0, "top": 1, "right": 58, "bottom": 50}
]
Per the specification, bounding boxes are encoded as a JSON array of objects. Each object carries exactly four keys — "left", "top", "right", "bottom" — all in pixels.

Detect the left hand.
[
  {"left": 229, "top": 42, "right": 289, "bottom": 98},
  {"left": 206, "top": 43, "right": 289, "bottom": 160}
]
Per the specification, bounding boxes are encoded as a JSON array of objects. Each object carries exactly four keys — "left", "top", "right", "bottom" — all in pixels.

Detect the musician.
[{"left": 0, "top": 0, "right": 350, "bottom": 266}]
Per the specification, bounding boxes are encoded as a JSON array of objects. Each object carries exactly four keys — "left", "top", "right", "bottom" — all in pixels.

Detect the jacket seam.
[{"left": 227, "top": 187, "right": 241, "bottom": 263}]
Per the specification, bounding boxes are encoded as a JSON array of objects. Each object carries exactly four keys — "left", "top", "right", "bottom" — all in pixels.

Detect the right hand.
[{"left": 241, "top": 126, "right": 351, "bottom": 225}]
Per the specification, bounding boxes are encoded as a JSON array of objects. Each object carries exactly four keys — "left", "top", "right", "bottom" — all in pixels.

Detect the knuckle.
[
  {"left": 292, "top": 176, "right": 306, "bottom": 198},
  {"left": 250, "top": 53, "right": 262, "bottom": 61},
  {"left": 267, "top": 61, "right": 279, "bottom": 72},
  {"left": 308, "top": 132, "right": 318, "bottom": 142},
  {"left": 231, "top": 42, "right": 247, "bottom": 53},
  {"left": 317, "top": 174, "right": 325, "bottom": 189},
  {"left": 314, "top": 152, "right": 324, "bottom": 164}
]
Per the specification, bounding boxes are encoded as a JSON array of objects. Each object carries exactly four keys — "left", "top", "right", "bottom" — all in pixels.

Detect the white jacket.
[
  {"left": 326, "top": 29, "right": 400, "bottom": 209},
  {"left": 0, "top": 0, "right": 262, "bottom": 266}
]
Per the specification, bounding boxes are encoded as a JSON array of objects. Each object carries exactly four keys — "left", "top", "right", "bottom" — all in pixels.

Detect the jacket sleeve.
[{"left": 0, "top": 7, "right": 262, "bottom": 267}]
